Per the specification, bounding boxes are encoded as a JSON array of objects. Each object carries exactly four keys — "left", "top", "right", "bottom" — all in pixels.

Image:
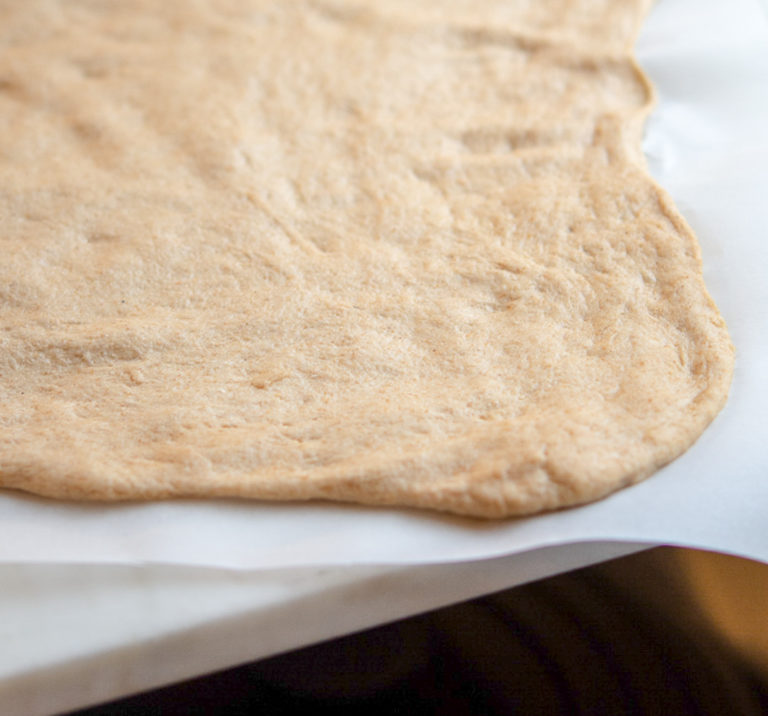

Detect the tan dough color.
[{"left": 0, "top": 0, "right": 733, "bottom": 518}]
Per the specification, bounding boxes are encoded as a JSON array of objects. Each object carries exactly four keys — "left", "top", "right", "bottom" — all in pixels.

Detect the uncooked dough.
[{"left": 0, "top": 0, "right": 733, "bottom": 517}]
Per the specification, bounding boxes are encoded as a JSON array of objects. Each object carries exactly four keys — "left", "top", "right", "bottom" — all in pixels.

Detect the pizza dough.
[{"left": 0, "top": 0, "right": 733, "bottom": 517}]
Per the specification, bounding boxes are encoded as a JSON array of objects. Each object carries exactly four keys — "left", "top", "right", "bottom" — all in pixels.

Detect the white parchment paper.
[{"left": 1, "top": 0, "right": 766, "bottom": 568}]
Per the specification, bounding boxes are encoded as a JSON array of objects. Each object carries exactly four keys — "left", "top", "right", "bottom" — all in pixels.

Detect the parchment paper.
[{"left": 1, "top": 0, "right": 766, "bottom": 568}]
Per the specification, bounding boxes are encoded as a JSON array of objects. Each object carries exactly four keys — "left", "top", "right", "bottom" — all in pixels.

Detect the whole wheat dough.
[{"left": 0, "top": 0, "right": 733, "bottom": 517}]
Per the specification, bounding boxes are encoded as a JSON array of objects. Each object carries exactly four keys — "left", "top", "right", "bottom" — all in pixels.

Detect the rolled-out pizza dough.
[{"left": 0, "top": 0, "right": 733, "bottom": 517}]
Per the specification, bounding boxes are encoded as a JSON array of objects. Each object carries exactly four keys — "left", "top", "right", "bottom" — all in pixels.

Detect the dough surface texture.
[{"left": 0, "top": 0, "right": 733, "bottom": 517}]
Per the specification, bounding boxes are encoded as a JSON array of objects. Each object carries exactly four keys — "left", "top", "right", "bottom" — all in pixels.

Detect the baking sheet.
[{"left": 1, "top": 0, "right": 766, "bottom": 569}]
